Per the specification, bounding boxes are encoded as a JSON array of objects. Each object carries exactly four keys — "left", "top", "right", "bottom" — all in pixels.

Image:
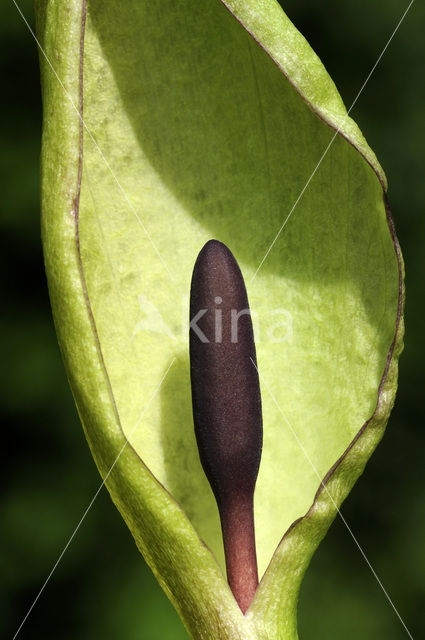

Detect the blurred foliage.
[{"left": 1, "top": 1, "right": 423, "bottom": 638}]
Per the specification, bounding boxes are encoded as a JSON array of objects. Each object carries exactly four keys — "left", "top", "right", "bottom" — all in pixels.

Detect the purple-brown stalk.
[{"left": 189, "top": 240, "right": 263, "bottom": 613}]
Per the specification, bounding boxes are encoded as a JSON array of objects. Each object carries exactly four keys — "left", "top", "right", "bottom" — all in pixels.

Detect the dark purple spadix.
[{"left": 189, "top": 239, "right": 263, "bottom": 613}]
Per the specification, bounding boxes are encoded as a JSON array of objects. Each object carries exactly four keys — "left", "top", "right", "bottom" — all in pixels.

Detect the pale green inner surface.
[{"left": 79, "top": 0, "right": 398, "bottom": 577}]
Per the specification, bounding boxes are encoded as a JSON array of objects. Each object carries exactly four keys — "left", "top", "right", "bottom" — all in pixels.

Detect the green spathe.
[{"left": 36, "top": 0, "right": 404, "bottom": 638}]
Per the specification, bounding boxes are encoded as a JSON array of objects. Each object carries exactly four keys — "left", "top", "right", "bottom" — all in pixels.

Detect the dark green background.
[{"left": 2, "top": 1, "right": 424, "bottom": 638}]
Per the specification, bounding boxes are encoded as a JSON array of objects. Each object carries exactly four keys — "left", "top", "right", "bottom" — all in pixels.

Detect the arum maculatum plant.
[{"left": 36, "top": 0, "right": 404, "bottom": 638}]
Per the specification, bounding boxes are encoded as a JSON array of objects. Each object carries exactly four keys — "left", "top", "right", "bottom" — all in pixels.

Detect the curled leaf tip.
[{"left": 189, "top": 239, "right": 263, "bottom": 613}]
